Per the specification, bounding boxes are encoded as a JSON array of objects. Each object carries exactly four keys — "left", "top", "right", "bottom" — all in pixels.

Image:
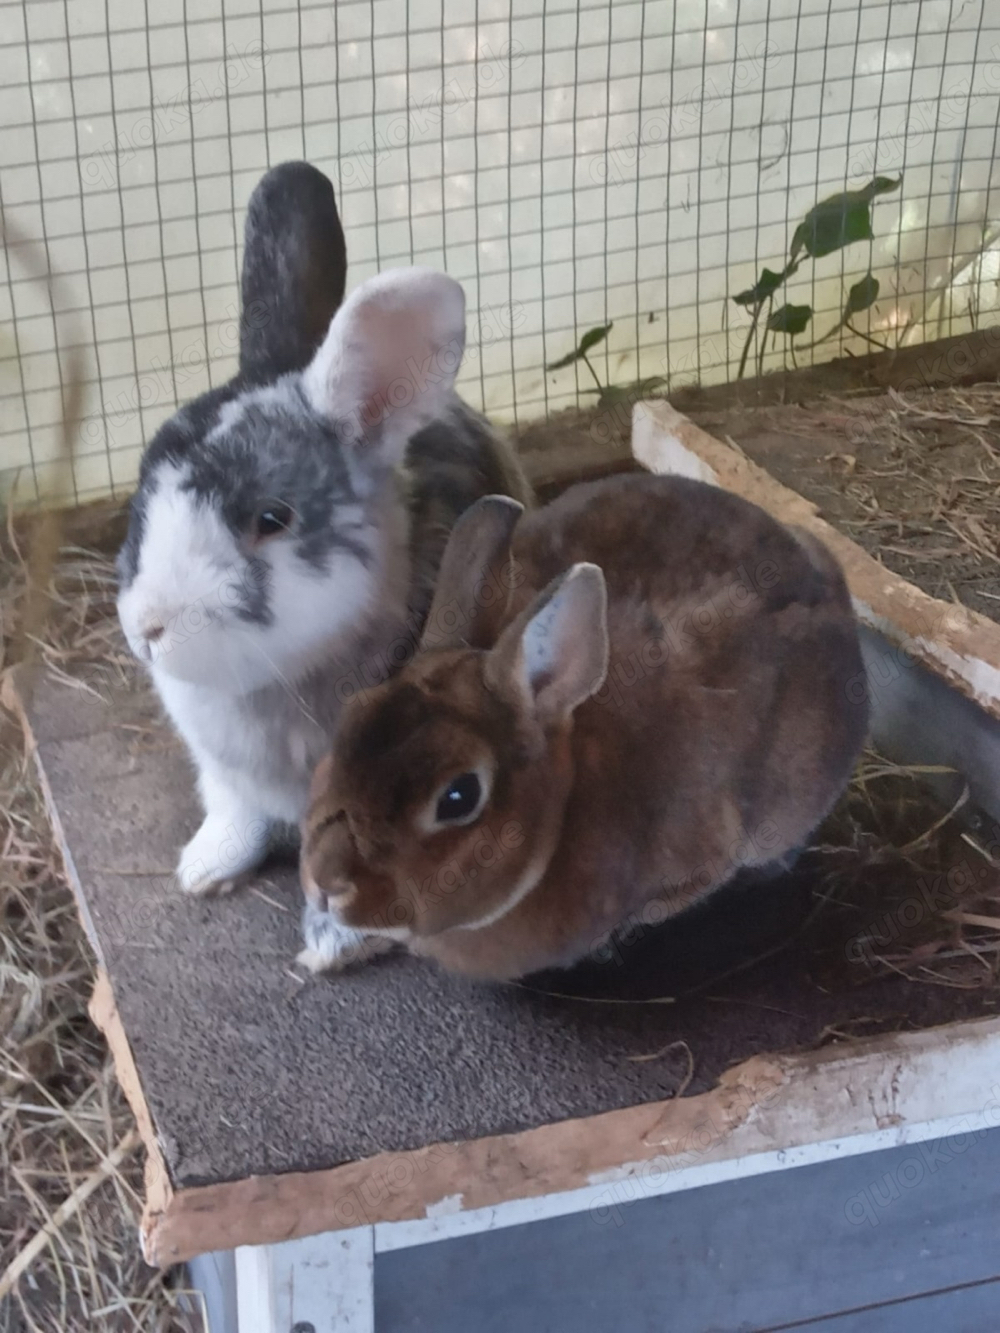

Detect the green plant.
[
  {"left": 545, "top": 173, "right": 902, "bottom": 401},
  {"left": 546, "top": 321, "right": 615, "bottom": 389},
  {"left": 546, "top": 322, "right": 668, "bottom": 407},
  {"left": 732, "top": 175, "right": 901, "bottom": 377}
]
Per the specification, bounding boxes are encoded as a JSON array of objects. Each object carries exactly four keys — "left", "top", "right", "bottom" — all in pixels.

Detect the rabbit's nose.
[
  {"left": 301, "top": 861, "right": 357, "bottom": 911},
  {"left": 142, "top": 620, "right": 165, "bottom": 643}
]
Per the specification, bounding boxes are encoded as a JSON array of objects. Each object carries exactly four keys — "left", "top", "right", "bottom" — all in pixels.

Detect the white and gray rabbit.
[{"left": 116, "top": 162, "right": 531, "bottom": 894}]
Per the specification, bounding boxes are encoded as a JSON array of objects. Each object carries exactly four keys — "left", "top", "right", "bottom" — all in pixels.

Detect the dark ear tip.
[
  {"left": 449, "top": 493, "right": 524, "bottom": 549},
  {"left": 534, "top": 561, "right": 606, "bottom": 615},
  {"left": 477, "top": 494, "right": 525, "bottom": 517},
  {"left": 246, "top": 161, "right": 337, "bottom": 212},
  {"left": 461, "top": 494, "right": 525, "bottom": 529},
  {"left": 568, "top": 561, "right": 606, "bottom": 591},
  {"left": 239, "top": 161, "right": 347, "bottom": 382}
]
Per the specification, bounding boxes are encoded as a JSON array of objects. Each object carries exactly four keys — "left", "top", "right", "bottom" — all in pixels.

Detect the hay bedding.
[
  {"left": 1, "top": 412, "right": 1000, "bottom": 1326},
  {"left": 689, "top": 384, "right": 1000, "bottom": 620},
  {"left": 0, "top": 525, "right": 198, "bottom": 1332}
]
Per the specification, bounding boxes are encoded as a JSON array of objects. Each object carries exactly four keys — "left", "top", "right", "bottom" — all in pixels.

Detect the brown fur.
[{"left": 302, "top": 473, "right": 870, "bottom": 981}]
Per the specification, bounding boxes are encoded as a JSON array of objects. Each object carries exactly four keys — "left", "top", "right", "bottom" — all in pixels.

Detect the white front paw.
[
  {"left": 176, "top": 814, "right": 271, "bottom": 895},
  {"left": 296, "top": 903, "right": 396, "bottom": 974}
]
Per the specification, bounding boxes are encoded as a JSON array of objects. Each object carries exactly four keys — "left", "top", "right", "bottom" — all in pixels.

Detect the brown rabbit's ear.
[
  {"left": 485, "top": 563, "right": 609, "bottom": 723},
  {"left": 420, "top": 495, "right": 525, "bottom": 650}
]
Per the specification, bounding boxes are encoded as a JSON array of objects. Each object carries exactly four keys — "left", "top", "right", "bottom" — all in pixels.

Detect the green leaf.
[
  {"left": 733, "top": 263, "right": 798, "bottom": 307},
  {"left": 578, "top": 322, "right": 613, "bottom": 355},
  {"left": 545, "top": 348, "right": 583, "bottom": 371},
  {"left": 766, "top": 303, "right": 812, "bottom": 336},
  {"left": 790, "top": 204, "right": 871, "bottom": 261},
  {"left": 546, "top": 323, "right": 613, "bottom": 371},
  {"left": 789, "top": 176, "right": 901, "bottom": 261},
  {"left": 846, "top": 273, "right": 880, "bottom": 314},
  {"left": 868, "top": 174, "right": 903, "bottom": 197}
]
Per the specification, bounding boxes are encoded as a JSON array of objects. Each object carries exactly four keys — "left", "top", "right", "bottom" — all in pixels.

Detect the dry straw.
[
  {"left": 0, "top": 220, "right": 195, "bottom": 1330},
  {"left": 1, "top": 218, "right": 998, "bottom": 1327}
]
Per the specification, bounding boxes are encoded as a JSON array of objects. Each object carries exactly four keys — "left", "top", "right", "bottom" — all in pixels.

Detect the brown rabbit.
[{"left": 297, "top": 472, "right": 869, "bottom": 981}]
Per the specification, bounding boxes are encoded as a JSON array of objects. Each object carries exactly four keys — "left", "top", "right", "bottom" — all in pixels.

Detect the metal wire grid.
[{"left": 1, "top": 0, "right": 999, "bottom": 506}]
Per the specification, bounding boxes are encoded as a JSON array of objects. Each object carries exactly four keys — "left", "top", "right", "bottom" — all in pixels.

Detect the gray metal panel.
[
  {"left": 375, "top": 1130, "right": 1000, "bottom": 1333},
  {"left": 859, "top": 625, "right": 1000, "bottom": 824},
  {"left": 186, "top": 1250, "right": 238, "bottom": 1333},
  {"left": 770, "top": 1278, "right": 1000, "bottom": 1331}
]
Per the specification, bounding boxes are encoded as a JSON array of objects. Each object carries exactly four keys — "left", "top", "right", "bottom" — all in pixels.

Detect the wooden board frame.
[
  {"left": 17, "top": 396, "right": 1000, "bottom": 1271},
  {"left": 632, "top": 398, "right": 1000, "bottom": 721},
  {"left": 82, "top": 963, "right": 1000, "bottom": 1268}
]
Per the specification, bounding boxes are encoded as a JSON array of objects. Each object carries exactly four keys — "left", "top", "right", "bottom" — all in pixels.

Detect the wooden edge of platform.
[
  {"left": 632, "top": 398, "right": 1000, "bottom": 722},
  {"left": 102, "top": 1014, "right": 1000, "bottom": 1266},
  {"left": 13, "top": 667, "right": 1000, "bottom": 1268},
  {"left": 9, "top": 436, "right": 1000, "bottom": 1269},
  {"left": 87, "top": 972, "right": 178, "bottom": 1263},
  {"left": 5, "top": 672, "right": 180, "bottom": 1265}
]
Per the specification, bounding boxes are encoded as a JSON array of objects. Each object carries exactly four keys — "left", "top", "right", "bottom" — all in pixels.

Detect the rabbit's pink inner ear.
[
  {"left": 302, "top": 267, "right": 467, "bottom": 455},
  {"left": 488, "top": 564, "right": 610, "bottom": 723}
]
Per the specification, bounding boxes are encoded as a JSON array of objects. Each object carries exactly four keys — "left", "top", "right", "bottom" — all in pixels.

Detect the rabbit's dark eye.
[
  {"left": 254, "top": 503, "right": 293, "bottom": 539},
  {"left": 435, "top": 772, "right": 482, "bottom": 824}
]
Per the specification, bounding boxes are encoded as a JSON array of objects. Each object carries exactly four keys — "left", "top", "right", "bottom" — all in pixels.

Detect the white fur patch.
[
  {"left": 298, "top": 904, "right": 399, "bottom": 973},
  {"left": 204, "top": 379, "right": 300, "bottom": 444},
  {"left": 117, "top": 458, "right": 377, "bottom": 696}
]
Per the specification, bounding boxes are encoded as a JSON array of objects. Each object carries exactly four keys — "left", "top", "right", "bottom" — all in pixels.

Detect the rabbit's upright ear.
[
  {"left": 486, "top": 564, "right": 609, "bottom": 723},
  {"left": 239, "top": 162, "right": 348, "bottom": 383},
  {"left": 419, "top": 495, "right": 524, "bottom": 650},
  {"left": 302, "top": 267, "right": 468, "bottom": 460}
]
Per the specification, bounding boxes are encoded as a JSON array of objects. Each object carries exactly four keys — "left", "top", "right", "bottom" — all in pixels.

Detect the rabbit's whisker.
[{"left": 245, "top": 639, "right": 320, "bottom": 727}]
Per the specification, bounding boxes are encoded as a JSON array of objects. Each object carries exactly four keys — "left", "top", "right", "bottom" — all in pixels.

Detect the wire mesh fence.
[{"left": 1, "top": 0, "right": 999, "bottom": 507}]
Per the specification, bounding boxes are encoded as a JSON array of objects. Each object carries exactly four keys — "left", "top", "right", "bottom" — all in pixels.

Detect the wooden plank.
[
  {"left": 140, "top": 1019, "right": 1000, "bottom": 1265},
  {"left": 518, "top": 435, "right": 640, "bottom": 502},
  {"left": 14, "top": 627, "right": 1000, "bottom": 1267},
  {"left": 632, "top": 398, "right": 1000, "bottom": 721},
  {"left": 669, "top": 324, "right": 1000, "bottom": 413},
  {"left": 87, "top": 971, "right": 177, "bottom": 1258},
  {"left": 17, "top": 400, "right": 1000, "bottom": 1272},
  {"left": 633, "top": 399, "right": 1000, "bottom": 822}
]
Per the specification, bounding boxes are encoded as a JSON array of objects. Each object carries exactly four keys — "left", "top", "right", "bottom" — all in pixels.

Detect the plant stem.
[
  {"left": 580, "top": 353, "right": 605, "bottom": 393},
  {"left": 757, "top": 295, "right": 773, "bottom": 378},
  {"left": 735, "top": 257, "right": 803, "bottom": 379},
  {"left": 737, "top": 303, "right": 763, "bottom": 380},
  {"left": 844, "top": 320, "right": 891, "bottom": 351}
]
